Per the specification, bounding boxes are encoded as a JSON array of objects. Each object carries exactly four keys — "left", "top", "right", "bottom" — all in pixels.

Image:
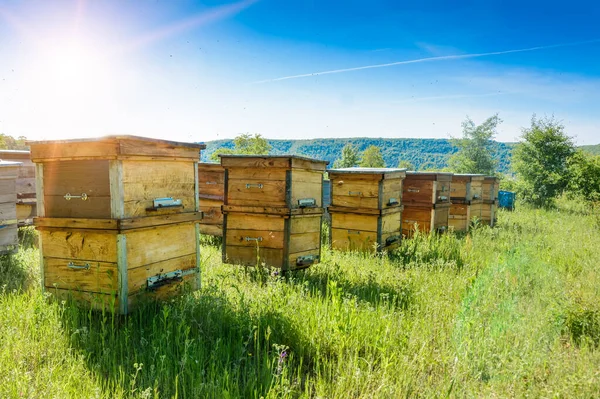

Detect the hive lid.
[
  {"left": 28, "top": 135, "right": 206, "bottom": 162},
  {"left": 219, "top": 154, "right": 328, "bottom": 171},
  {"left": 0, "top": 150, "right": 31, "bottom": 161},
  {"left": 329, "top": 167, "right": 407, "bottom": 173}
]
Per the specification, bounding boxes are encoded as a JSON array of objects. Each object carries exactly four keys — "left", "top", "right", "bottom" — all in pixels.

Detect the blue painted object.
[{"left": 498, "top": 190, "right": 516, "bottom": 210}]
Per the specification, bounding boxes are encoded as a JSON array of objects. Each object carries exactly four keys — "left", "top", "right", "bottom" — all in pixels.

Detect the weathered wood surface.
[
  {"left": 40, "top": 221, "right": 200, "bottom": 314},
  {"left": 450, "top": 174, "right": 484, "bottom": 203},
  {"left": 219, "top": 155, "right": 328, "bottom": 172},
  {"left": 330, "top": 209, "right": 402, "bottom": 252},
  {"left": 222, "top": 205, "right": 323, "bottom": 216},
  {"left": 223, "top": 213, "right": 321, "bottom": 270},
  {"left": 28, "top": 135, "right": 205, "bottom": 162},
  {"left": 329, "top": 168, "right": 404, "bottom": 211},
  {"left": 402, "top": 203, "right": 450, "bottom": 237},
  {"left": 482, "top": 176, "right": 499, "bottom": 203},
  {"left": 403, "top": 172, "right": 452, "bottom": 206},
  {"left": 0, "top": 162, "right": 20, "bottom": 252}
]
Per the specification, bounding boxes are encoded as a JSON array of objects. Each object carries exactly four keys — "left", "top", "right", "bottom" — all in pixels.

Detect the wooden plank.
[
  {"left": 403, "top": 180, "right": 435, "bottom": 205},
  {"left": 225, "top": 213, "right": 285, "bottom": 231},
  {"left": 128, "top": 253, "right": 196, "bottom": 294},
  {"left": 290, "top": 157, "right": 328, "bottom": 171},
  {"left": 221, "top": 157, "right": 291, "bottom": 169},
  {"left": 35, "top": 163, "right": 45, "bottom": 217},
  {"left": 125, "top": 223, "right": 197, "bottom": 269},
  {"left": 118, "top": 212, "right": 203, "bottom": 230},
  {"left": 222, "top": 205, "right": 323, "bottom": 216},
  {"left": 223, "top": 245, "right": 284, "bottom": 268},
  {"left": 34, "top": 217, "right": 118, "bottom": 230},
  {"left": 226, "top": 228, "right": 285, "bottom": 249},
  {"left": 289, "top": 231, "right": 320, "bottom": 253},
  {"left": 227, "top": 179, "right": 286, "bottom": 207},
  {"left": 16, "top": 177, "right": 36, "bottom": 197},
  {"left": 43, "top": 258, "right": 118, "bottom": 294},
  {"left": 43, "top": 160, "right": 111, "bottom": 218},
  {"left": 226, "top": 168, "right": 287, "bottom": 181},
  {"left": 118, "top": 139, "right": 200, "bottom": 160},
  {"left": 45, "top": 195, "right": 112, "bottom": 219},
  {"left": 109, "top": 160, "right": 125, "bottom": 219},
  {"left": 122, "top": 160, "right": 194, "bottom": 183},
  {"left": 291, "top": 170, "right": 322, "bottom": 208},
  {"left": 381, "top": 179, "right": 403, "bottom": 208},
  {"left": 380, "top": 211, "right": 401, "bottom": 234},
  {"left": 331, "top": 212, "right": 378, "bottom": 232},
  {"left": 195, "top": 222, "right": 201, "bottom": 289},
  {"left": 288, "top": 248, "right": 321, "bottom": 269},
  {"left": 40, "top": 229, "right": 117, "bottom": 262},
  {"left": 327, "top": 205, "right": 402, "bottom": 216},
  {"left": 29, "top": 141, "right": 120, "bottom": 162},
  {"left": 331, "top": 228, "right": 378, "bottom": 252},
  {"left": 290, "top": 215, "right": 322, "bottom": 234}
]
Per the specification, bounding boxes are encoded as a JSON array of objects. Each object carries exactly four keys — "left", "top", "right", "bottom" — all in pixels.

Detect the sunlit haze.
[{"left": 0, "top": 0, "right": 599, "bottom": 144}]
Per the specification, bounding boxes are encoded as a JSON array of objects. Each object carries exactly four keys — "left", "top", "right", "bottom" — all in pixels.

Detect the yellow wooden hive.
[
  {"left": 402, "top": 172, "right": 453, "bottom": 237},
  {"left": 0, "top": 150, "right": 37, "bottom": 225},
  {"left": 0, "top": 160, "right": 21, "bottom": 253},
  {"left": 328, "top": 167, "right": 405, "bottom": 252},
  {"left": 197, "top": 162, "right": 224, "bottom": 236},
  {"left": 473, "top": 176, "right": 499, "bottom": 226},
  {"left": 29, "top": 135, "right": 205, "bottom": 314},
  {"left": 220, "top": 155, "right": 328, "bottom": 271},
  {"left": 448, "top": 174, "right": 485, "bottom": 232}
]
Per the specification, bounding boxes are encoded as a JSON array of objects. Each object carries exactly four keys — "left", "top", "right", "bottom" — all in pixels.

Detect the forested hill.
[
  {"left": 581, "top": 144, "right": 600, "bottom": 156},
  {"left": 201, "top": 138, "right": 516, "bottom": 173}
]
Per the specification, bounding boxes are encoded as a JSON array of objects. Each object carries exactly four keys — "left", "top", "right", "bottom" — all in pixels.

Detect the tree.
[
  {"left": 210, "top": 133, "right": 271, "bottom": 161},
  {"left": 512, "top": 116, "right": 576, "bottom": 207},
  {"left": 448, "top": 115, "right": 501, "bottom": 175},
  {"left": 333, "top": 143, "right": 360, "bottom": 168},
  {"left": 0, "top": 134, "right": 28, "bottom": 150},
  {"left": 397, "top": 160, "right": 415, "bottom": 170},
  {"left": 359, "top": 145, "right": 385, "bottom": 168},
  {"left": 567, "top": 150, "right": 600, "bottom": 202}
]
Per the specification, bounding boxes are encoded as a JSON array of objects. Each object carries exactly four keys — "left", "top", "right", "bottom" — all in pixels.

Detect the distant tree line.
[{"left": 0, "top": 134, "right": 28, "bottom": 150}]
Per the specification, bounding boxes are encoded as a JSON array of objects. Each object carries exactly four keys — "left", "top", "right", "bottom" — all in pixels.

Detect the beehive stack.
[
  {"left": 448, "top": 174, "right": 485, "bottom": 232},
  {"left": 197, "top": 162, "right": 224, "bottom": 236},
  {"left": 328, "top": 168, "right": 405, "bottom": 252},
  {"left": 475, "top": 176, "right": 499, "bottom": 226},
  {"left": 0, "top": 161, "right": 21, "bottom": 253},
  {"left": 0, "top": 150, "right": 36, "bottom": 225},
  {"left": 402, "top": 172, "right": 453, "bottom": 237},
  {"left": 220, "top": 155, "right": 328, "bottom": 271},
  {"left": 30, "top": 135, "right": 205, "bottom": 314}
]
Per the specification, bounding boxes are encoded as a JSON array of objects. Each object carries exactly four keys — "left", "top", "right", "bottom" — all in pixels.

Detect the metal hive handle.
[
  {"left": 348, "top": 191, "right": 362, "bottom": 196},
  {"left": 246, "top": 183, "right": 264, "bottom": 189},
  {"left": 67, "top": 261, "right": 90, "bottom": 270},
  {"left": 245, "top": 236, "right": 263, "bottom": 242},
  {"left": 64, "top": 193, "right": 88, "bottom": 201}
]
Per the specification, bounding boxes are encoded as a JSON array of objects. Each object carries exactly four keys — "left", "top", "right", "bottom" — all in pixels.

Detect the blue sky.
[{"left": 0, "top": 0, "right": 599, "bottom": 144}]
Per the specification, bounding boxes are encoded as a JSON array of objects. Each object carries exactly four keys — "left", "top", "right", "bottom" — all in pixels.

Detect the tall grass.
[{"left": 1, "top": 202, "right": 600, "bottom": 397}]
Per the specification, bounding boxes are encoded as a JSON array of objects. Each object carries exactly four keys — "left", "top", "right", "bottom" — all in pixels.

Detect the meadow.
[{"left": 1, "top": 200, "right": 600, "bottom": 398}]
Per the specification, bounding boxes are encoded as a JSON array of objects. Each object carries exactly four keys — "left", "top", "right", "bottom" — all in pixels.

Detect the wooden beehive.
[
  {"left": 0, "top": 161, "right": 21, "bottom": 253},
  {"left": 449, "top": 174, "right": 485, "bottom": 232},
  {"left": 198, "top": 162, "right": 224, "bottom": 236},
  {"left": 0, "top": 150, "right": 36, "bottom": 224},
  {"left": 30, "top": 135, "right": 205, "bottom": 314},
  {"left": 328, "top": 168, "right": 405, "bottom": 252},
  {"left": 220, "top": 155, "right": 328, "bottom": 270},
  {"left": 478, "top": 176, "right": 499, "bottom": 226},
  {"left": 402, "top": 172, "right": 452, "bottom": 236}
]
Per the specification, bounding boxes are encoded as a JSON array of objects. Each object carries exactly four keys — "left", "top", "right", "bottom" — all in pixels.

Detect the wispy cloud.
[
  {"left": 250, "top": 38, "right": 600, "bottom": 84},
  {"left": 395, "top": 91, "right": 515, "bottom": 104}
]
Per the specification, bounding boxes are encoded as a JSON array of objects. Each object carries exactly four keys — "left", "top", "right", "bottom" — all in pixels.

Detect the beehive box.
[
  {"left": 402, "top": 172, "right": 452, "bottom": 236},
  {"left": 480, "top": 176, "right": 499, "bottom": 226},
  {"left": 222, "top": 207, "right": 323, "bottom": 270},
  {"left": 198, "top": 162, "right": 224, "bottom": 236},
  {"left": 329, "top": 207, "right": 403, "bottom": 252},
  {"left": 220, "top": 155, "right": 328, "bottom": 270},
  {"left": 328, "top": 168, "right": 405, "bottom": 252},
  {"left": 449, "top": 174, "right": 485, "bottom": 232},
  {"left": 29, "top": 135, "right": 205, "bottom": 314},
  {"left": 0, "top": 161, "right": 21, "bottom": 253},
  {"left": 0, "top": 150, "right": 36, "bottom": 224},
  {"left": 329, "top": 168, "right": 405, "bottom": 210}
]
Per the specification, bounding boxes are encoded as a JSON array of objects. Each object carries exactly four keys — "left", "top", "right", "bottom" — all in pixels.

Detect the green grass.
[{"left": 2, "top": 203, "right": 600, "bottom": 398}]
